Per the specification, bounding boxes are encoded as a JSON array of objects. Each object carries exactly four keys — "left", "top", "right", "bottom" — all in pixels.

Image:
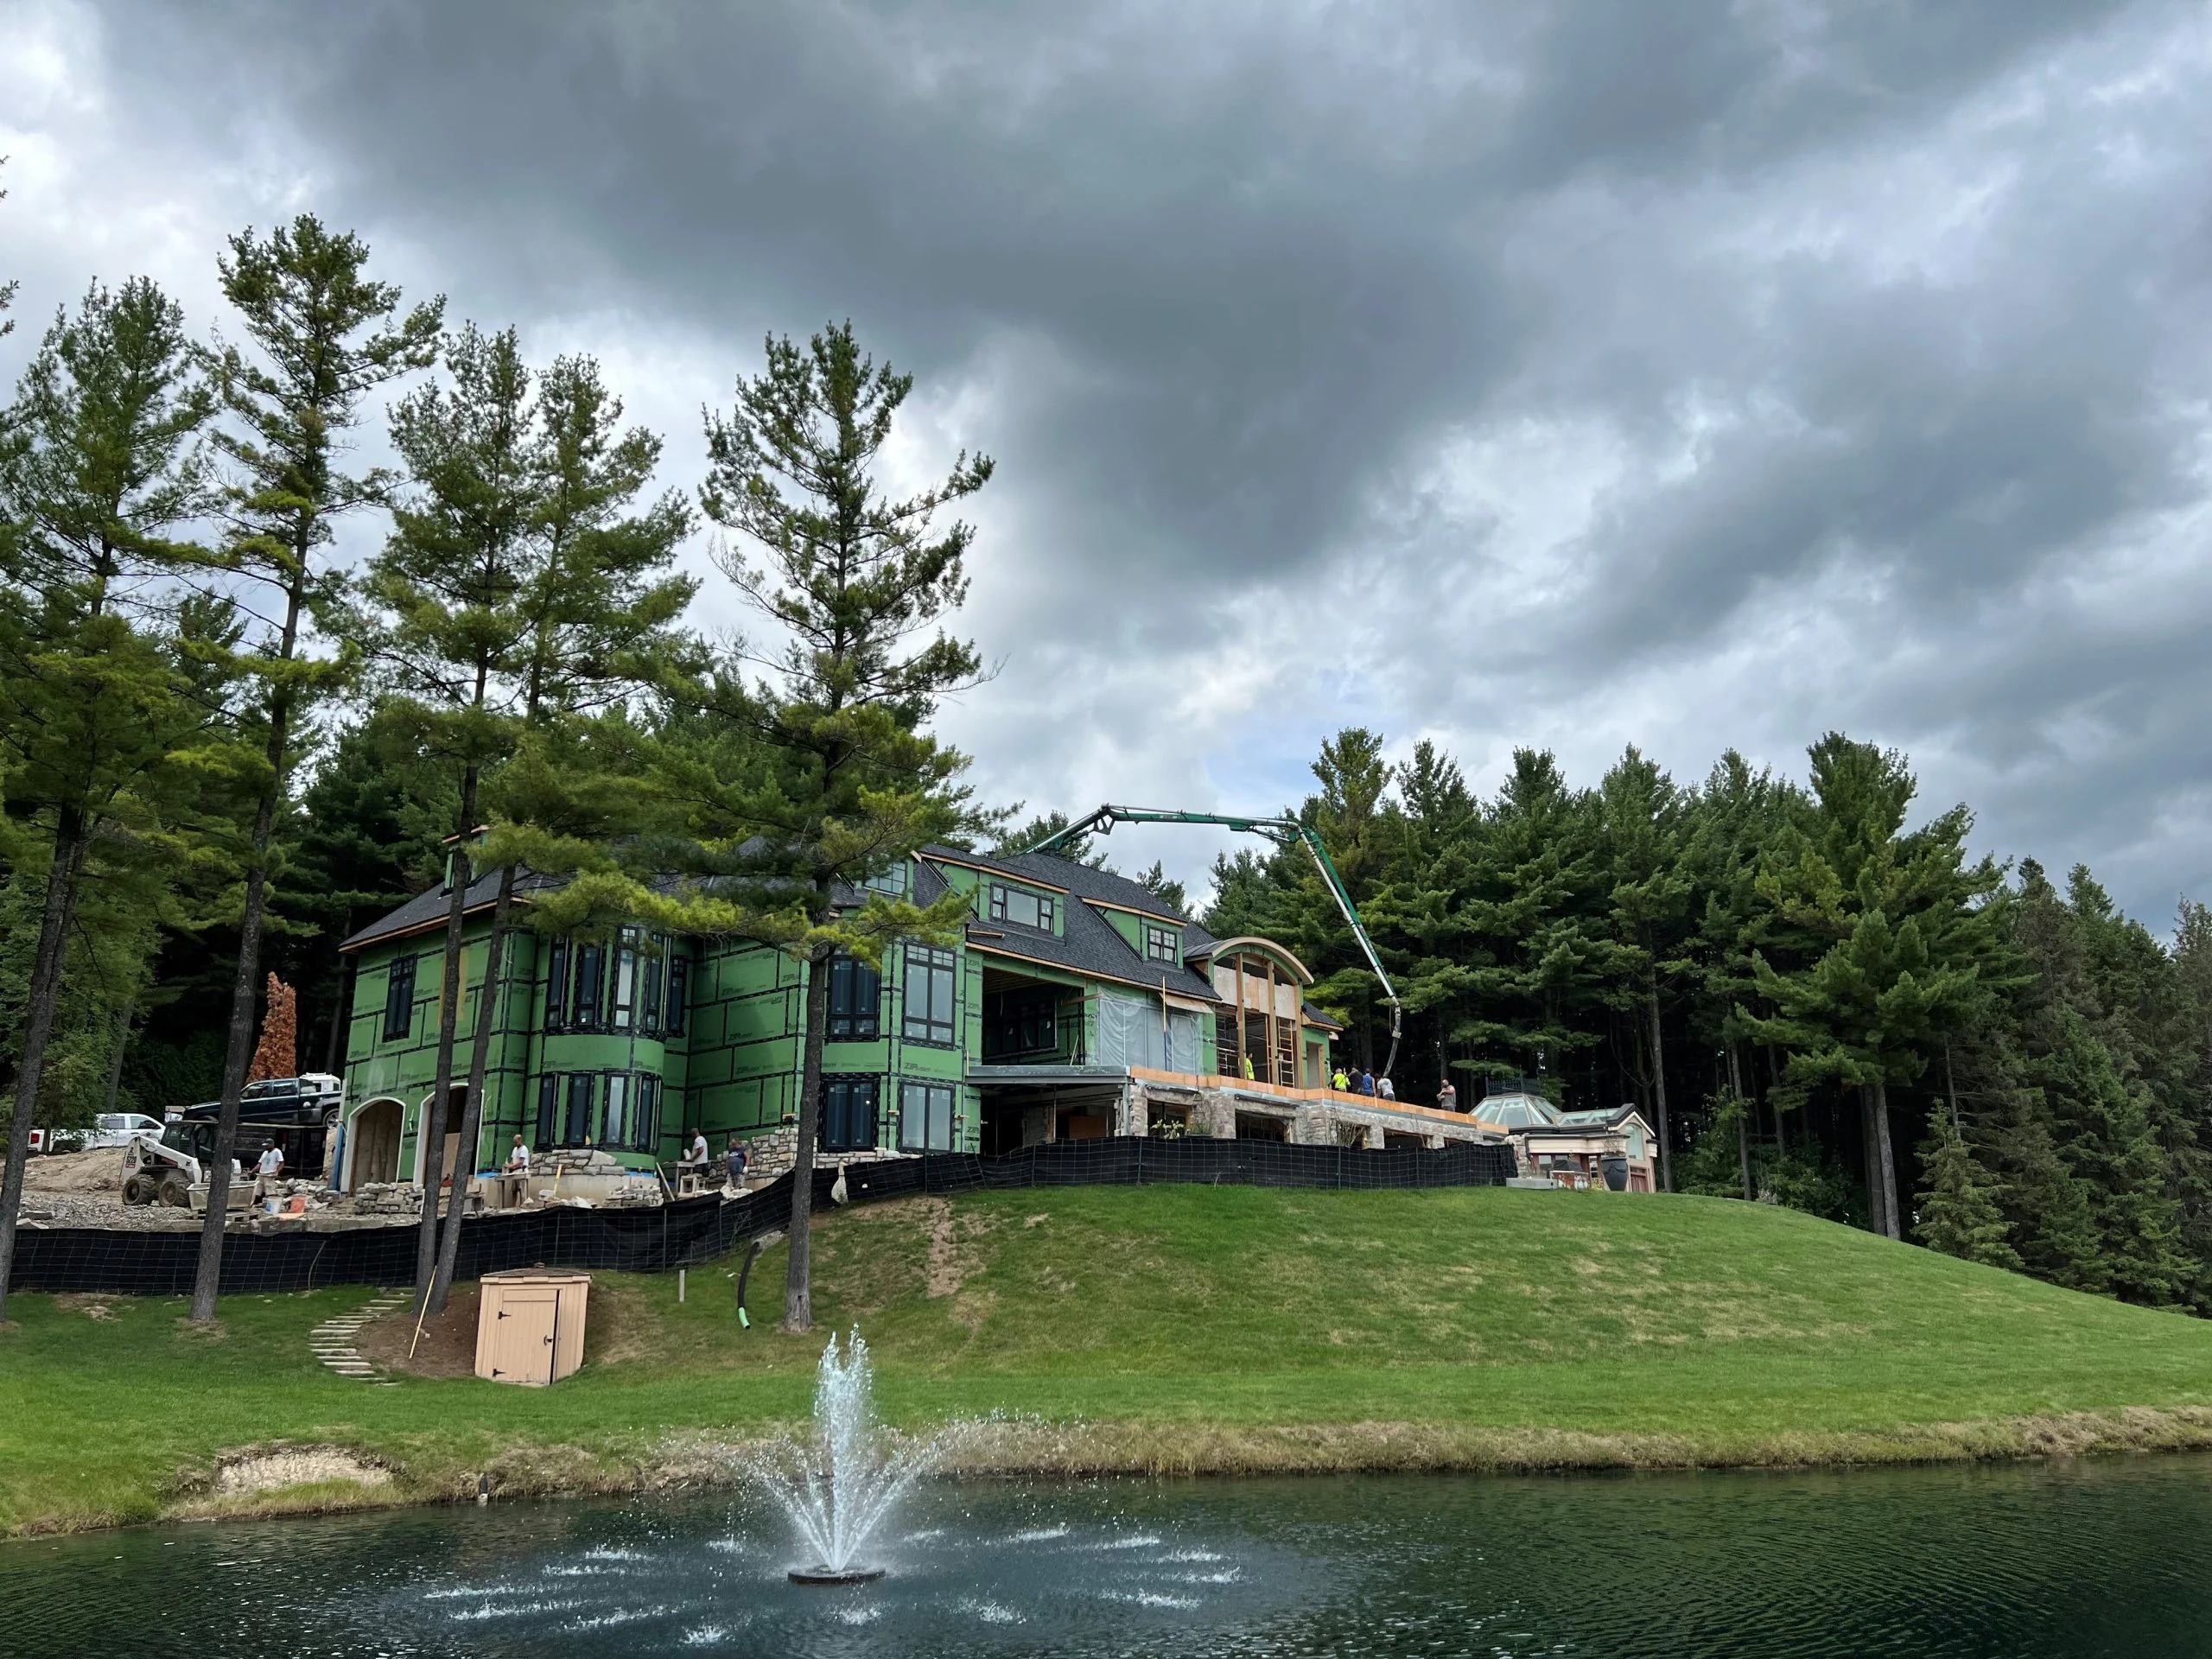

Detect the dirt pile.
[{"left": 22, "top": 1149, "right": 123, "bottom": 1195}]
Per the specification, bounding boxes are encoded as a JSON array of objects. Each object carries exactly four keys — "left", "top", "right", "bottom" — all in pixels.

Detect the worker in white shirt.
[
  {"left": 254, "top": 1138, "right": 285, "bottom": 1200},
  {"left": 505, "top": 1135, "right": 531, "bottom": 1173}
]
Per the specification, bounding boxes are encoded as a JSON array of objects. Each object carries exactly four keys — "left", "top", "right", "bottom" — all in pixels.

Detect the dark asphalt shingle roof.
[
  {"left": 339, "top": 868, "right": 564, "bottom": 952},
  {"left": 924, "top": 845, "right": 1222, "bottom": 1001}
]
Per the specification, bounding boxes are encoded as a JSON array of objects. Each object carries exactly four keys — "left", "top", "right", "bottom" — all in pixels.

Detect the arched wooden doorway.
[{"left": 348, "top": 1097, "right": 404, "bottom": 1187}]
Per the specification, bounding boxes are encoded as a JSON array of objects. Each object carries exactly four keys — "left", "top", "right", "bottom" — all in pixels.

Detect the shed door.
[{"left": 486, "top": 1289, "right": 560, "bottom": 1384}]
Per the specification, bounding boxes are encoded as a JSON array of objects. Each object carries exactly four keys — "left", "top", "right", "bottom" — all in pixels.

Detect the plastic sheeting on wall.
[{"left": 1094, "top": 988, "right": 1204, "bottom": 1073}]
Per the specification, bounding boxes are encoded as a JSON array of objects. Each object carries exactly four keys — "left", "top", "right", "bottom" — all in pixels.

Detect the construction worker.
[
  {"left": 1437, "top": 1079, "right": 1459, "bottom": 1114},
  {"left": 1242, "top": 1051, "right": 1255, "bottom": 1081},
  {"left": 253, "top": 1138, "right": 284, "bottom": 1200},
  {"left": 725, "top": 1135, "right": 750, "bottom": 1190},
  {"left": 1332, "top": 1065, "right": 1351, "bottom": 1091},
  {"left": 505, "top": 1134, "right": 531, "bottom": 1173},
  {"left": 1377, "top": 1074, "right": 1395, "bottom": 1101}
]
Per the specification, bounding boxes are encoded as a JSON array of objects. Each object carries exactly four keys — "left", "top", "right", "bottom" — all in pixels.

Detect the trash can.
[{"left": 474, "top": 1269, "right": 591, "bottom": 1385}]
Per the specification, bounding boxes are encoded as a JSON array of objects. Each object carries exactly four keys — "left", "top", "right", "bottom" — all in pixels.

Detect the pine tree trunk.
[
  {"left": 1768, "top": 1044, "right": 1785, "bottom": 1153},
  {"left": 101, "top": 999, "right": 135, "bottom": 1116},
  {"left": 1859, "top": 1084, "right": 1887, "bottom": 1236},
  {"left": 785, "top": 938, "right": 834, "bottom": 1333},
  {"left": 191, "top": 687, "right": 292, "bottom": 1323},
  {"left": 1730, "top": 1046, "right": 1752, "bottom": 1200},
  {"left": 0, "top": 809, "right": 91, "bottom": 1328},
  {"left": 429, "top": 865, "right": 513, "bottom": 1315},
  {"left": 412, "top": 768, "right": 480, "bottom": 1307},
  {"left": 1873, "top": 1075, "right": 1901, "bottom": 1241},
  {"left": 1646, "top": 988, "right": 1673, "bottom": 1193}
]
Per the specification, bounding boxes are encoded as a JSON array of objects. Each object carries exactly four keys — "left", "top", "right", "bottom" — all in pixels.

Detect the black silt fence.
[{"left": 9, "top": 1135, "right": 1516, "bottom": 1297}]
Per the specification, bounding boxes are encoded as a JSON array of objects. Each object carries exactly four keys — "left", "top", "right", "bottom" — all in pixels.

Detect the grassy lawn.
[{"left": 6, "top": 1184, "right": 2212, "bottom": 1535}]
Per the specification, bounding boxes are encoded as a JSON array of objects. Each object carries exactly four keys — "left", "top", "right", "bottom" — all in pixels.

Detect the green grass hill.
[{"left": 6, "top": 1184, "right": 2212, "bottom": 1535}]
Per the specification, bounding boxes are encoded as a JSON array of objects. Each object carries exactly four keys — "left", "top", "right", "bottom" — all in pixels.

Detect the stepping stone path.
[{"left": 308, "top": 1290, "right": 410, "bottom": 1384}]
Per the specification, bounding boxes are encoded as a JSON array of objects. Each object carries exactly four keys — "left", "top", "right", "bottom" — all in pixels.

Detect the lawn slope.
[{"left": 6, "top": 1184, "right": 2212, "bottom": 1535}]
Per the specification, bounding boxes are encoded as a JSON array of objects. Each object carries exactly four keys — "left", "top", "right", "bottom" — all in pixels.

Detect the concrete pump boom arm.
[{"left": 1023, "top": 804, "right": 1402, "bottom": 1077}]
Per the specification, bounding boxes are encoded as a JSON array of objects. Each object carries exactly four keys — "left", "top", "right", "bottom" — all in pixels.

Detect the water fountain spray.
[{"left": 757, "top": 1330, "right": 951, "bottom": 1586}]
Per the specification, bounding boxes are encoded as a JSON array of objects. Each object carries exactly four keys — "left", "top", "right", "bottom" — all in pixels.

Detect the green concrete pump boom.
[{"left": 1024, "top": 804, "right": 1402, "bottom": 1080}]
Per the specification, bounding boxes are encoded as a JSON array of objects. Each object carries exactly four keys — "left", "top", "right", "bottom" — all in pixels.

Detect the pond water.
[{"left": 7, "top": 1456, "right": 2212, "bottom": 1657}]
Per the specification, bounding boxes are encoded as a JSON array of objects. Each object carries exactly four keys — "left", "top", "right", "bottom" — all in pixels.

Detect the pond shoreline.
[{"left": 46, "top": 1404, "right": 2212, "bottom": 1541}]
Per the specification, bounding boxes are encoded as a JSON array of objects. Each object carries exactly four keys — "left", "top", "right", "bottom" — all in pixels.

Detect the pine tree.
[
  {"left": 1916, "top": 1119, "right": 2024, "bottom": 1269},
  {"left": 541, "top": 321, "right": 990, "bottom": 1334},
  {"left": 190, "top": 218, "right": 441, "bottom": 1323},
  {"left": 0, "top": 276, "right": 220, "bottom": 1325}
]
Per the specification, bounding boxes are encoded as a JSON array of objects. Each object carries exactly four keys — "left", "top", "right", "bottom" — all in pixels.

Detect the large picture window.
[
  {"left": 383, "top": 954, "right": 418, "bottom": 1040},
  {"left": 899, "top": 1081, "right": 957, "bottom": 1152},
  {"left": 982, "top": 988, "right": 1056, "bottom": 1059},
  {"left": 988, "top": 883, "right": 1055, "bottom": 931},
  {"left": 823, "top": 1076, "right": 880, "bottom": 1152},
  {"left": 828, "top": 953, "right": 880, "bottom": 1040},
  {"left": 903, "top": 945, "right": 957, "bottom": 1046}
]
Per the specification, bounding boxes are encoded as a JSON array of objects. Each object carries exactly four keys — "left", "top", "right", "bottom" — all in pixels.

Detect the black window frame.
[
  {"left": 383, "top": 954, "right": 418, "bottom": 1041},
  {"left": 610, "top": 926, "right": 639, "bottom": 1031},
  {"left": 634, "top": 1074, "right": 661, "bottom": 1154},
  {"left": 1145, "top": 923, "right": 1179, "bottom": 963},
  {"left": 543, "top": 938, "right": 569, "bottom": 1030},
  {"left": 601, "top": 1071, "right": 632, "bottom": 1147},
  {"left": 988, "top": 883, "right": 1055, "bottom": 931},
  {"left": 827, "top": 952, "right": 881, "bottom": 1041},
  {"left": 902, "top": 944, "right": 957, "bottom": 1046},
  {"left": 822, "top": 1075, "right": 880, "bottom": 1153},
  {"left": 535, "top": 1074, "right": 559, "bottom": 1149},
  {"left": 573, "top": 942, "right": 606, "bottom": 1032},
  {"left": 664, "top": 955, "right": 689, "bottom": 1037},
  {"left": 641, "top": 938, "right": 664, "bottom": 1036},
  {"left": 899, "top": 1080, "right": 957, "bottom": 1152},
  {"left": 563, "top": 1071, "right": 594, "bottom": 1144}
]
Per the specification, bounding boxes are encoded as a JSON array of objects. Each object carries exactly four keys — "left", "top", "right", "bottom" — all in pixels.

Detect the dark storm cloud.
[{"left": 9, "top": 0, "right": 2209, "bottom": 918}]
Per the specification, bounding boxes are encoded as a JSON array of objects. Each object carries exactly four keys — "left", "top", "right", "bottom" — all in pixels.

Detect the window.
[
  {"left": 983, "top": 989, "right": 1056, "bottom": 1059},
  {"left": 1145, "top": 924, "right": 1179, "bottom": 963},
  {"left": 863, "top": 863, "right": 906, "bottom": 898},
  {"left": 903, "top": 945, "right": 957, "bottom": 1045},
  {"left": 535, "top": 1074, "right": 559, "bottom": 1148},
  {"left": 563, "top": 1072, "right": 594, "bottom": 1144},
  {"left": 899, "top": 1081, "right": 957, "bottom": 1152},
  {"left": 641, "top": 942, "right": 664, "bottom": 1036},
  {"left": 823, "top": 1076, "right": 879, "bottom": 1152},
  {"left": 383, "top": 954, "right": 418, "bottom": 1040},
  {"left": 665, "top": 956, "right": 689, "bottom": 1038},
  {"left": 602, "top": 1072, "right": 632, "bottom": 1147},
  {"left": 544, "top": 938, "right": 569, "bottom": 1030},
  {"left": 988, "top": 883, "right": 1055, "bottom": 931},
  {"left": 828, "top": 953, "right": 880, "bottom": 1040},
  {"left": 573, "top": 943, "right": 605, "bottom": 1031},
  {"left": 634, "top": 1075, "right": 661, "bottom": 1154},
  {"left": 611, "top": 928, "right": 639, "bottom": 1030}
]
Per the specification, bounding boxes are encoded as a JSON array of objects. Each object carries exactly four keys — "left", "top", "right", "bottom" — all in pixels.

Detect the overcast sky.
[{"left": 3, "top": 0, "right": 2209, "bottom": 921}]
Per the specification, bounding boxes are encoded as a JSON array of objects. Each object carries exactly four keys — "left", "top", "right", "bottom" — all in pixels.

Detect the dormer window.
[
  {"left": 1145, "top": 924, "right": 1180, "bottom": 963},
  {"left": 988, "top": 883, "right": 1055, "bottom": 931}
]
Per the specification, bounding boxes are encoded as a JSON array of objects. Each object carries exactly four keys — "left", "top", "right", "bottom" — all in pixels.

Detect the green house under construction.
[{"left": 334, "top": 844, "right": 1492, "bottom": 1192}]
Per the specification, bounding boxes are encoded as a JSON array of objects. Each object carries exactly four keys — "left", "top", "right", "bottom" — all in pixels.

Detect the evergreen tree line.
[
  {"left": 2, "top": 200, "right": 2203, "bottom": 1325},
  {"left": 1205, "top": 729, "right": 2212, "bottom": 1311}
]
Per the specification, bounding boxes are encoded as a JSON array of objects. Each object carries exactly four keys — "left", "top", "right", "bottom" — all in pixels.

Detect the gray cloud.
[{"left": 3, "top": 0, "right": 2207, "bottom": 920}]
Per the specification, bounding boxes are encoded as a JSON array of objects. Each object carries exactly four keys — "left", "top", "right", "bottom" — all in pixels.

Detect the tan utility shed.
[{"left": 474, "top": 1270, "right": 590, "bottom": 1385}]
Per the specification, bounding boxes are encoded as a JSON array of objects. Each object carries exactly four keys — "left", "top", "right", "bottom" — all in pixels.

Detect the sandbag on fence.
[{"left": 7, "top": 1136, "right": 1516, "bottom": 1296}]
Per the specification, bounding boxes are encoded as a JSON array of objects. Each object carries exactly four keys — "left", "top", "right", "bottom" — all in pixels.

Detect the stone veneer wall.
[{"left": 1123, "top": 1080, "right": 1491, "bottom": 1152}]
